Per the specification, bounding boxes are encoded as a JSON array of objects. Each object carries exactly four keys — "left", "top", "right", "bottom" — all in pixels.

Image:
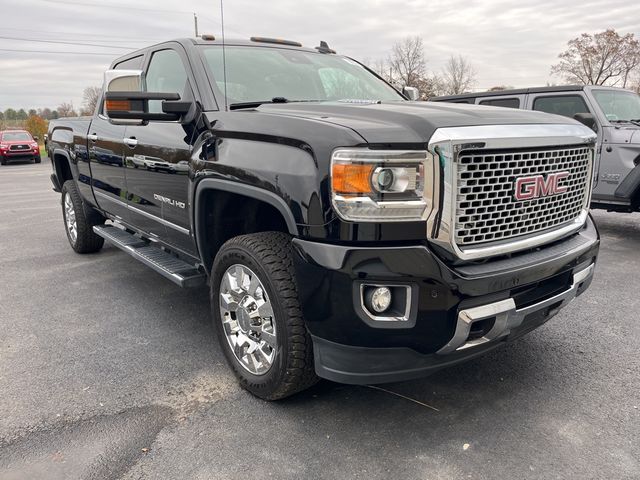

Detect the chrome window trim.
[{"left": 426, "top": 124, "right": 597, "bottom": 260}]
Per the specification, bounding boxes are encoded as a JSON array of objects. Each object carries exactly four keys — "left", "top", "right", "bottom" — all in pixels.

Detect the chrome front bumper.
[{"left": 437, "top": 262, "right": 595, "bottom": 354}]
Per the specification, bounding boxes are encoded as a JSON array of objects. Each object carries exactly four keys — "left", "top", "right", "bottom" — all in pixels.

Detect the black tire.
[
  {"left": 35, "top": 156, "right": 41, "bottom": 164},
  {"left": 211, "top": 232, "right": 318, "bottom": 400},
  {"left": 61, "top": 180, "right": 105, "bottom": 254},
  {"left": 0, "top": 157, "right": 6, "bottom": 166}
]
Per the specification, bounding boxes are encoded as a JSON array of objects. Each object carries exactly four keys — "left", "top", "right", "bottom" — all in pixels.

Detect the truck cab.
[{"left": 431, "top": 86, "right": 640, "bottom": 212}]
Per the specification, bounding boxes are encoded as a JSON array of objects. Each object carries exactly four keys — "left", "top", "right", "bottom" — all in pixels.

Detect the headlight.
[{"left": 331, "top": 148, "right": 431, "bottom": 222}]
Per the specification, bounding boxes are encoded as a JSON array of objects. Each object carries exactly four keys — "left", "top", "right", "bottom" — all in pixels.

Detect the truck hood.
[{"left": 257, "top": 101, "right": 579, "bottom": 144}]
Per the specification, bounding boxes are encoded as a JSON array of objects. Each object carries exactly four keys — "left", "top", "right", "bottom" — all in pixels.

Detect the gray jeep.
[{"left": 432, "top": 86, "right": 640, "bottom": 212}]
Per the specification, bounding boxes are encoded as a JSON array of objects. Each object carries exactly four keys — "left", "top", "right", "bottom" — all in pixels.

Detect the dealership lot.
[{"left": 0, "top": 160, "right": 638, "bottom": 480}]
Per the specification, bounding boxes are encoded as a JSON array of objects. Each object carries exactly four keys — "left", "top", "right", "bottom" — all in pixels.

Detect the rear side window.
[
  {"left": 479, "top": 98, "right": 520, "bottom": 108},
  {"left": 114, "top": 55, "right": 144, "bottom": 70},
  {"left": 145, "top": 49, "right": 189, "bottom": 113},
  {"left": 533, "top": 95, "right": 589, "bottom": 118}
]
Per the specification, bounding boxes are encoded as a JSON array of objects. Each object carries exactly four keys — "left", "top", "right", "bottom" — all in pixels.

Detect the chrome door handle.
[
  {"left": 123, "top": 137, "right": 138, "bottom": 148},
  {"left": 87, "top": 133, "right": 98, "bottom": 142}
]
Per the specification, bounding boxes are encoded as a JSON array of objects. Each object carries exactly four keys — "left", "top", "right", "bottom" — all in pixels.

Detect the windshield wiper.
[
  {"left": 611, "top": 119, "right": 640, "bottom": 126},
  {"left": 229, "top": 98, "right": 323, "bottom": 110}
]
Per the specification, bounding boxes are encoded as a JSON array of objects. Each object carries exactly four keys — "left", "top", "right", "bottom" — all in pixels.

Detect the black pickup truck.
[{"left": 48, "top": 37, "right": 599, "bottom": 400}]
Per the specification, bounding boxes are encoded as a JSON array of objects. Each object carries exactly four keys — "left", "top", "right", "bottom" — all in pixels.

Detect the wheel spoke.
[
  {"left": 260, "top": 328, "right": 277, "bottom": 348},
  {"left": 235, "top": 265, "right": 246, "bottom": 290},
  {"left": 258, "top": 302, "right": 274, "bottom": 319}
]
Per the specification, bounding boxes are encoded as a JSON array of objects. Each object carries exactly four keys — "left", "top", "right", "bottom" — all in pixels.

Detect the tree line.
[{"left": 363, "top": 28, "right": 640, "bottom": 99}]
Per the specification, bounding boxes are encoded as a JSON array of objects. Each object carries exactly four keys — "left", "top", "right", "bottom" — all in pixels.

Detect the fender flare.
[
  {"left": 51, "top": 148, "right": 76, "bottom": 183},
  {"left": 193, "top": 178, "right": 299, "bottom": 268}
]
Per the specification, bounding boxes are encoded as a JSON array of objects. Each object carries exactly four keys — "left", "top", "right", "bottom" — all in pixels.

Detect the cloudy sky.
[{"left": 0, "top": 0, "right": 638, "bottom": 110}]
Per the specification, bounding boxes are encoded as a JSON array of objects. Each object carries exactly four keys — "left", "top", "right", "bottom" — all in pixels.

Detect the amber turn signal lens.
[
  {"left": 332, "top": 164, "right": 374, "bottom": 194},
  {"left": 105, "top": 99, "right": 131, "bottom": 111}
]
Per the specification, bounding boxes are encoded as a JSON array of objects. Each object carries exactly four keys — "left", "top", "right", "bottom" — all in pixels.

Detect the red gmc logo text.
[{"left": 514, "top": 172, "right": 569, "bottom": 200}]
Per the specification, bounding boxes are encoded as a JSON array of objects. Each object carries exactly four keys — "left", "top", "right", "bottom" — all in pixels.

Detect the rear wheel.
[
  {"left": 211, "top": 232, "right": 318, "bottom": 400},
  {"left": 61, "top": 180, "right": 105, "bottom": 253}
]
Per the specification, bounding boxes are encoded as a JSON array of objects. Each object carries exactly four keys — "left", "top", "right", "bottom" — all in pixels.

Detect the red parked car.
[{"left": 0, "top": 130, "right": 41, "bottom": 165}]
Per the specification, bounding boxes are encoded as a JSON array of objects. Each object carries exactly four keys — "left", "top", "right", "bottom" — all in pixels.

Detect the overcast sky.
[{"left": 0, "top": 0, "right": 638, "bottom": 110}]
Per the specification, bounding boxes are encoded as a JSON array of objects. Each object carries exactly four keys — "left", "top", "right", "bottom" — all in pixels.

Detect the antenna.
[
  {"left": 220, "top": 0, "right": 228, "bottom": 111},
  {"left": 193, "top": 13, "right": 199, "bottom": 37}
]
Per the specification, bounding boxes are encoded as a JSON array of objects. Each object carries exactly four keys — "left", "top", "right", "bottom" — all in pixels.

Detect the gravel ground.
[{"left": 0, "top": 160, "right": 638, "bottom": 480}]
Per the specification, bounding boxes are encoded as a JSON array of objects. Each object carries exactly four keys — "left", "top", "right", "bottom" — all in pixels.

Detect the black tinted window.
[
  {"left": 480, "top": 98, "right": 520, "bottom": 108},
  {"left": 533, "top": 95, "right": 589, "bottom": 118},
  {"left": 114, "top": 55, "right": 144, "bottom": 70}
]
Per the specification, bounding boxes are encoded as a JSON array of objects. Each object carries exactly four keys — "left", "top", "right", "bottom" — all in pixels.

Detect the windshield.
[
  {"left": 592, "top": 89, "right": 640, "bottom": 122},
  {"left": 200, "top": 45, "right": 403, "bottom": 105},
  {"left": 1, "top": 131, "right": 32, "bottom": 141}
]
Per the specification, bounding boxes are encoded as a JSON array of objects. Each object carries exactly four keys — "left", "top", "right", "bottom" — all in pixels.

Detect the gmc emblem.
[{"left": 514, "top": 172, "right": 569, "bottom": 200}]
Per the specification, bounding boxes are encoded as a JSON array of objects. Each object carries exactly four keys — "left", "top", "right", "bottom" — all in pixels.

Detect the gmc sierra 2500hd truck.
[{"left": 48, "top": 37, "right": 599, "bottom": 400}]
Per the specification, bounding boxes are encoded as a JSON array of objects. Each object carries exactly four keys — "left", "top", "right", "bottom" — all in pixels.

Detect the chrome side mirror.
[{"left": 403, "top": 86, "right": 420, "bottom": 101}]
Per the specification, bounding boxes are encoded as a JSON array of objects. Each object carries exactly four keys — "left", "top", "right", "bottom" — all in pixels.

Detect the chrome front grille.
[{"left": 455, "top": 145, "right": 591, "bottom": 246}]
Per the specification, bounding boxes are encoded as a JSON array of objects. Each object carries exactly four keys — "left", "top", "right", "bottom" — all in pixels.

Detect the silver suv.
[{"left": 432, "top": 86, "right": 640, "bottom": 213}]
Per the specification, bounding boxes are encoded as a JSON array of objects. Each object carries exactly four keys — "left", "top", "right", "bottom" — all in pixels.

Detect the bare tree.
[
  {"left": 57, "top": 102, "right": 78, "bottom": 118},
  {"left": 389, "top": 36, "right": 427, "bottom": 88},
  {"left": 551, "top": 29, "right": 640, "bottom": 86},
  {"left": 441, "top": 55, "right": 477, "bottom": 95},
  {"left": 82, "top": 86, "right": 102, "bottom": 115}
]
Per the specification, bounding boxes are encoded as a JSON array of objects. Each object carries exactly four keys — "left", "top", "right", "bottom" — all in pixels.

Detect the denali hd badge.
[{"left": 514, "top": 172, "right": 569, "bottom": 200}]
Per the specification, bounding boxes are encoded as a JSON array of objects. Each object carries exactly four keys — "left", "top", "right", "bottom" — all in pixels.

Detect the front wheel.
[
  {"left": 211, "top": 232, "right": 318, "bottom": 400},
  {"left": 34, "top": 156, "right": 41, "bottom": 164},
  {"left": 61, "top": 180, "right": 105, "bottom": 253}
]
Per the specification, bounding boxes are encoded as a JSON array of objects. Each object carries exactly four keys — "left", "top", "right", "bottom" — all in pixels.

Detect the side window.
[
  {"left": 145, "top": 49, "right": 189, "bottom": 113},
  {"left": 479, "top": 98, "right": 520, "bottom": 108},
  {"left": 451, "top": 99, "right": 474, "bottom": 104},
  {"left": 533, "top": 95, "right": 589, "bottom": 118},
  {"left": 114, "top": 55, "right": 144, "bottom": 70}
]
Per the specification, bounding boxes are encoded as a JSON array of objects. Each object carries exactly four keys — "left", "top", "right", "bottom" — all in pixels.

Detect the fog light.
[{"left": 367, "top": 286, "right": 392, "bottom": 313}]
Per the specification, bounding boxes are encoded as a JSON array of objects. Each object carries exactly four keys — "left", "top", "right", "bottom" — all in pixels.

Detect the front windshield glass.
[
  {"left": 1, "top": 131, "right": 32, "bottom": 141},
  {"left": 200, "top": 45, "right": 403, "bottom": 105},
  {"left": 592, "top": 89, "right": 640, "bottom": 122}
]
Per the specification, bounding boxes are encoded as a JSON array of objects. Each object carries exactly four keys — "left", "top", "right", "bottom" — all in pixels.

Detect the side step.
[{"left": 93, "top": 225, "right": 206, "bottom": 288}]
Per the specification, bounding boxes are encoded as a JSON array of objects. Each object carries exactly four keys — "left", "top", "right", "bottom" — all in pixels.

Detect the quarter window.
[
  {"left": 114, "top": 55, "right": 144, "bottom": 70},
  {"left": 479, "top": 98, "right": 520, "bottom": 108},
  {"left": 533, "top": 95, "right": 590, "bottom": 118}
]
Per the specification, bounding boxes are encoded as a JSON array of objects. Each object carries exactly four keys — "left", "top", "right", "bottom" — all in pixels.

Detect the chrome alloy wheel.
[
  {"left": 219, "top": 264, "right": 277, "bottom": 375},
  {"left": 64, "top": 192, "right": 77, "bottom": 244}
]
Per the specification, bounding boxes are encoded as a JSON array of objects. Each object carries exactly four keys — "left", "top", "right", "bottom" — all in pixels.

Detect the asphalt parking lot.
[{"left": 0, "top": 159, "right": 638, "bottom": 480}]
